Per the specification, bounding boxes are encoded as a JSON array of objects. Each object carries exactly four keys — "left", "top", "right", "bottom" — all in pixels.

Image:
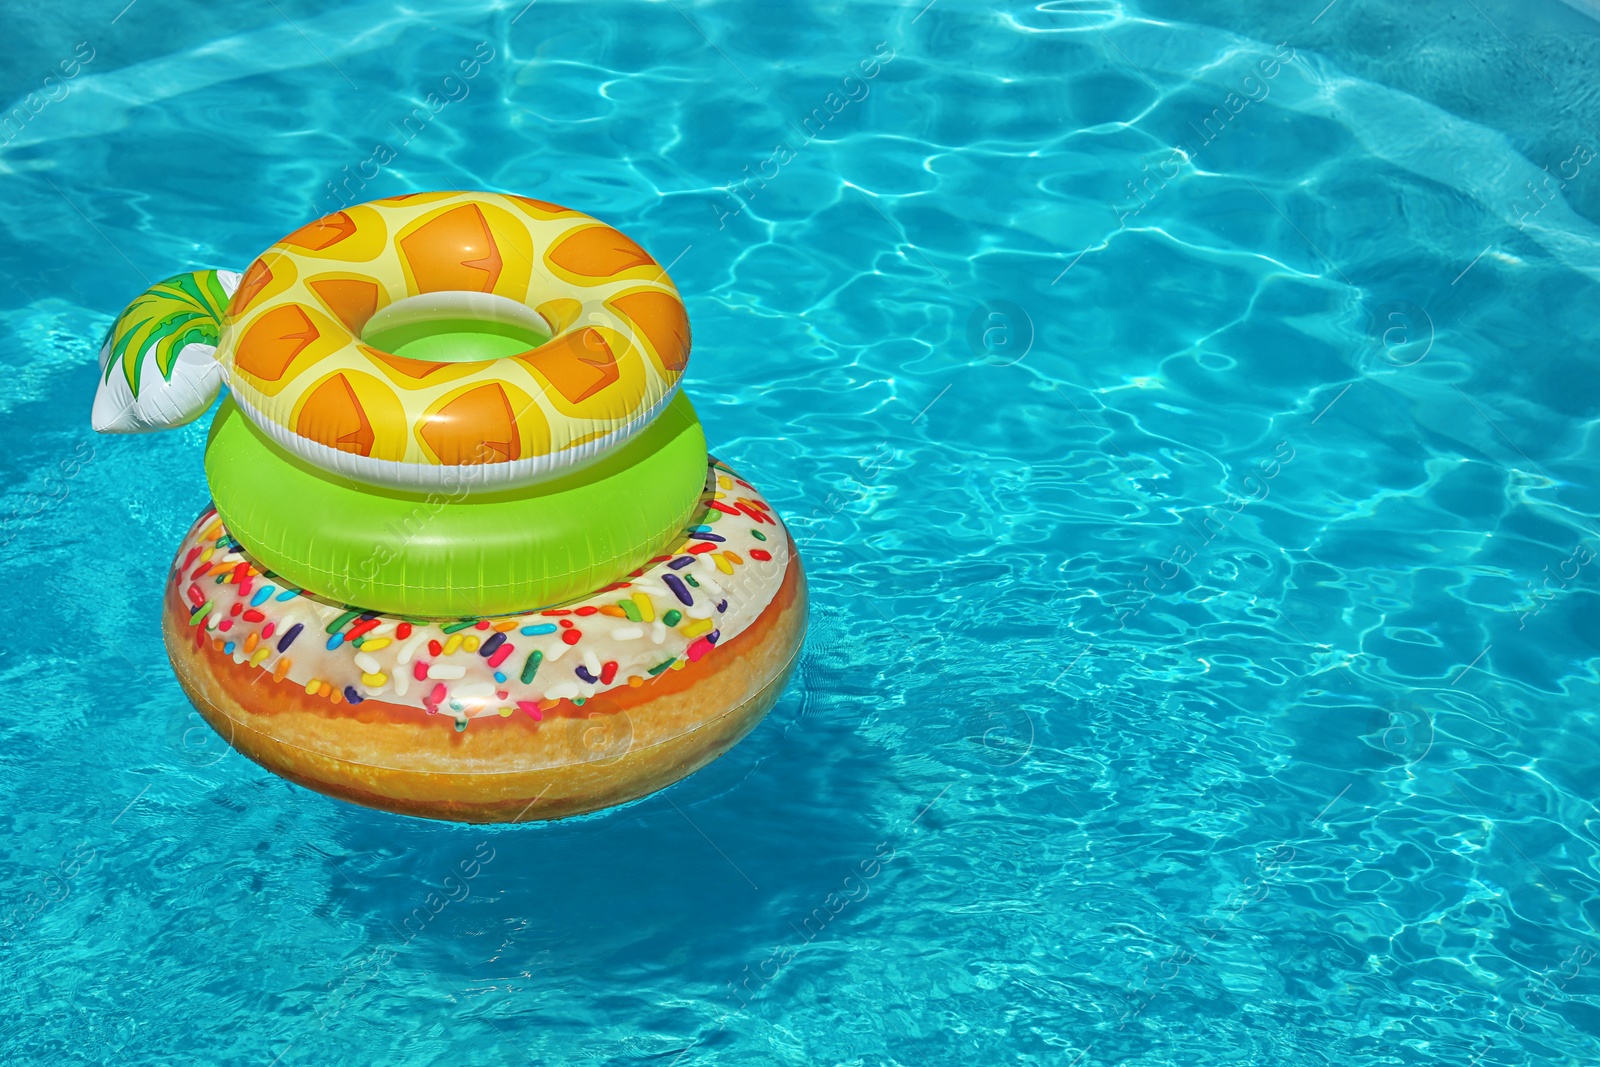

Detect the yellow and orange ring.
[{"left": 213, "top": 192, "right": 690, "bottom": 491}]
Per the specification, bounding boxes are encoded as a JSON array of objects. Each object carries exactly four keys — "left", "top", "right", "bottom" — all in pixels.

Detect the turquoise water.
[{"left": 4, "top": 0, "right": 1600, "bottom": 1062}]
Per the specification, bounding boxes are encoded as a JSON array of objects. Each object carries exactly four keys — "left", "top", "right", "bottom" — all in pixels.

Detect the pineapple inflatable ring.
[{"left": 125, "top": 191, "right": 690, "bottom": 490}]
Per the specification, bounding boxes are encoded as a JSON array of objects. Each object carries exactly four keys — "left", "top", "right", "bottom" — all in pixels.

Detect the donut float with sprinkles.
[{"left": 93, "top": 191, "right": 807, "bottom": 822}]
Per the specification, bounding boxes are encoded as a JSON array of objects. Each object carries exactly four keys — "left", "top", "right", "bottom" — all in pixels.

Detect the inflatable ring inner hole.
[{"left": 361, "top": 291, "right": 553, "bottom": 364}]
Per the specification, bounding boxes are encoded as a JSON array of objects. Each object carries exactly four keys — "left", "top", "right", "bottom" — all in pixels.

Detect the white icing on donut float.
[{"left": 173, "top": 460, "right": 790, "bottom": 731}]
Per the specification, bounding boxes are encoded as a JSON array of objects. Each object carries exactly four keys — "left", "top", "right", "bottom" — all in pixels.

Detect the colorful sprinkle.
[
  {"left": 396, "top": 633, "right": 425, "bottom": 665},
  {"left": 736, "top": 502, "right": 772, "bottom": 524},
  {"left": 663, "top": 573, "right": 694, "bottom": 605},
  {"left": 276, "top": 623, "right": 303, "bottom": 652},
  {"left": 520, "top": 650, "right": 543, "bottom": 684},
  {"left": 631, "top": 592, "right": 656, "bottom": 622},
  {"left": 346, "top": 618, "right": 380, "bottom": 641},
  {"left": 520, "top": 623, "right": 557, "bottom": 636},
  {"left": 326, "top": 609, "right": 361, "bottom": 634}
]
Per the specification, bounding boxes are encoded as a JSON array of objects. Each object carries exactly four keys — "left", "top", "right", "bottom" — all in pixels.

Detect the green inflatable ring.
[{"left": 205, "top": 391, "right": 708, "bottom": 618}]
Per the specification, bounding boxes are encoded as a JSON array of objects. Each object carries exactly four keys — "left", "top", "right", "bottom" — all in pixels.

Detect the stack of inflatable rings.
[{"left": 92, "top": 192, "right": 807, "bottom": 823}]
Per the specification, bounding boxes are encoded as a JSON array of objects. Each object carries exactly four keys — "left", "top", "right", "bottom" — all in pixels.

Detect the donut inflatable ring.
[
  {"left": 160, "top": 466, "right": 804, "bottom": 822},
  {"left": 91, "top": 191, "right": 806, "bottom": 823}
]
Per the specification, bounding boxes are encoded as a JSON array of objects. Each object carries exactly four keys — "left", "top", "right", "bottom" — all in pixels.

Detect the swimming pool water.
[{"left": 3, "top": 1, "right": 1600, "bottom": 1063}]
